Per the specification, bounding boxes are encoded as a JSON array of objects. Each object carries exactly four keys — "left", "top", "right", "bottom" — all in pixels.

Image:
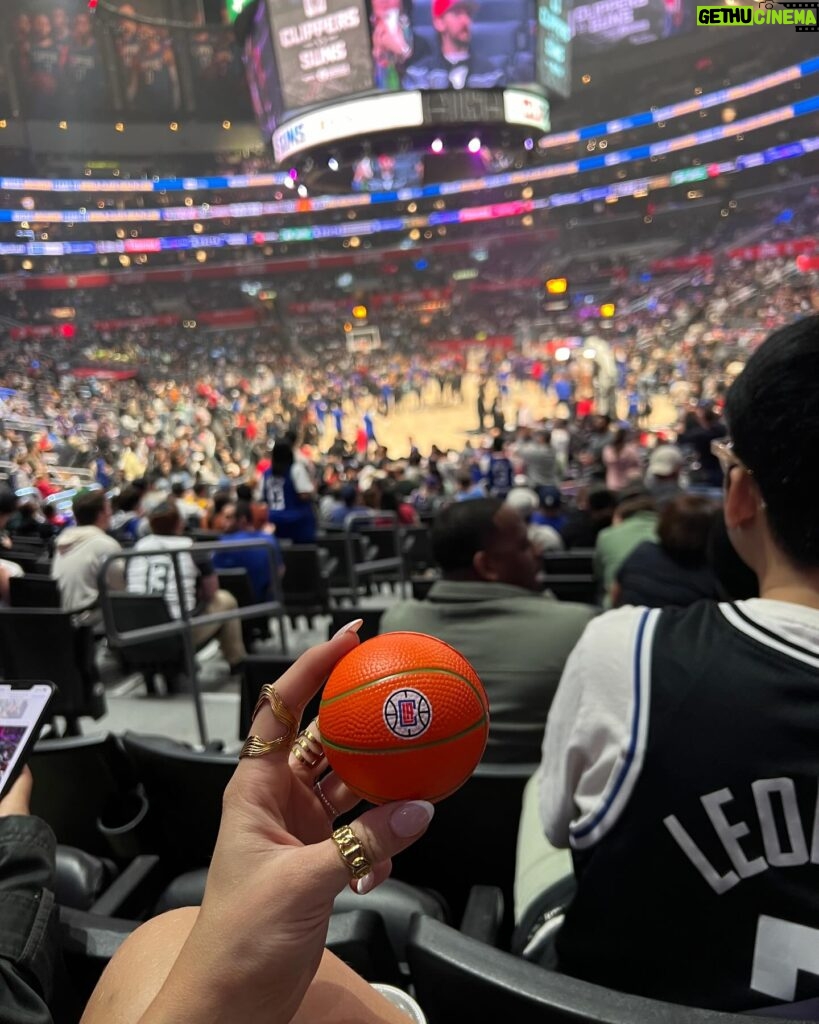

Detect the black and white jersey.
[{"left": 540, "top": 599, "right": 819, "bottom": 1011}]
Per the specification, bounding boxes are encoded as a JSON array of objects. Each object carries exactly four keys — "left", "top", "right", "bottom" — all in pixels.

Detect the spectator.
[
  {"left": 403, "top": 0, "right": 507, "bottom": 91},
  {"left": 646, "top": 444, "right": 684, "bottom": 507},
  {"left": 263, "top": 440, "right": 316, "bottom": 543},
  {"left": 539, "top": 315, "right": 819, "bottom": 1012},
  {"left": 678, "top": 402, "right": 727, "bottom": 488},
  {"left": 517, "top": 430, "right": 561, "bottom": 500},
  {"left": 593, "top": 487, "right": 658, "bottom": 607},
  {"left": 213, "top": 500, "right": 282, "bottom": 603},
  {"left": 559, "top": 487, "right": 616, "bottom": 549},
  {"left": 455, "top": 470, "right": 485, "bottom": 502},
  {"left": 128, "top": 500, "right": 246, "bottom": 671},
  {"left": 378, "top": 486, "right": 419, "bottom": 526},
  {"left": 505, "top": 486, "right": 563, "bottom": 552},
  {"left": 51, "top": 488, "right": 124, "bottom": 616},
  {"left": 484, "top": 435, "right": 514, "bottom": 498},
  {"left": 325, "top": 484, "right": 370, "bottom": 527},
  {"left": 602, "top": 427, "right": 643, "bottom": 492},
  {"left": 109, "top": 485, "right": 143, "bottom": 543},
  {"left": 612, "top": 494, "right": 720, "bottom": 608},
  {"left": 171, "top": 482, "right": 204, "bottom": 529},
  {"left": 380, "top": 498, "right": 596, "bottom": 762},
  {"left": 204, "top": 490, "right": 233, "bottom": 533}
]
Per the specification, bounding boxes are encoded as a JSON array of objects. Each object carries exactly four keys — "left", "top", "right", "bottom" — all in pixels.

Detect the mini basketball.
[{"left": 319, "top": 632, "right": 489, "bottom": 804}]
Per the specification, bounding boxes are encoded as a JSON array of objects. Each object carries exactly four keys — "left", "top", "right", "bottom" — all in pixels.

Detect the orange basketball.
[{"left": 319, "top": 632, "right": 489, "bottom": 804}]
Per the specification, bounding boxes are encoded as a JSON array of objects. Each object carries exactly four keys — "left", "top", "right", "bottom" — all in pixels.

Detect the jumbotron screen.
[
  {"left": 242, "top": 0, "right": 556, "bottom": 162},
  {"left": 570, "top": 0, "right": 696, "bottom": 56}
]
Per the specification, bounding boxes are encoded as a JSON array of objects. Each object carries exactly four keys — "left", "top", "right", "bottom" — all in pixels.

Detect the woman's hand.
[
  {"left": 0, "top": 766, "right": 32, "bottom": 817},
  {"left": 136, "top": 625, "right": 434, "bottom": 1024}
]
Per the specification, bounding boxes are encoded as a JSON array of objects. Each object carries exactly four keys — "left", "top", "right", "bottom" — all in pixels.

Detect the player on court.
[{"left": 539, "top": 315, "right": 819, "bottom": 1012}]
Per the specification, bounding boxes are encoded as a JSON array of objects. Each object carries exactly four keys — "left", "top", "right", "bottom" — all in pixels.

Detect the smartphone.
[{"left": 0, "top": 682, "right": 55, "bottom": 800}]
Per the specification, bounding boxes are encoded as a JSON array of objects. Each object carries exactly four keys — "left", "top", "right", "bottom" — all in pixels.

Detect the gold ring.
[
  {"left": 240, "top": 685, "right": 299, "bottom": 759},
  {"left": 315, "top": 779, "right": 339, "bottom": 820},
  {"left": 291, "top": 728, "right": 324, "bottom": 768},
  {"left": 331, "top": 824, "right": 372, "bottom": 880},
  {"left": 291, "top": 743, "right": 321, "bottom": 768}
]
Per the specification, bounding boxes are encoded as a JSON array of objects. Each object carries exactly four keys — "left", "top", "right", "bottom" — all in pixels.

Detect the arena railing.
[{"left": 97, "top": 540, "right": 288, "bottom": 746}]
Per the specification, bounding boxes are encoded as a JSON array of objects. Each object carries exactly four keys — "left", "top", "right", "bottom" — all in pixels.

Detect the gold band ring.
[
  {"left": 291, "top": 727, "right": 325, "bottom": 768},
  {"left": 239, "top": 685, "right": 299, "bottom": 759},
  {"left": 331, "top": 824, "right": 372, "bottom": 880}
]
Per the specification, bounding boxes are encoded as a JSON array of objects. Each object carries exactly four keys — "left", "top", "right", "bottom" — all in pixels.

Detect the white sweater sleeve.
[{"left": 538, "top": 606, "right": 657, "bottom": 850}]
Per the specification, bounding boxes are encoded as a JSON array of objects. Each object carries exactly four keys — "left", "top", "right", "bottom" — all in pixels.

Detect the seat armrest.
[
  {"left": 459, "top": 885, "right": 504, "bottom": 946},
  {"left": 58, "top": 905, "right": 139, "bottom": 961},
  {"left": 326, "top": 910, "right": 403, "bottom": 988},
  {"left": 89, "top": 854, "right": 163, "bottom": 918}
]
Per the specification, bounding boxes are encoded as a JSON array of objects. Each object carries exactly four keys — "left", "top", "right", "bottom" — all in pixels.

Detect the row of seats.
[
  {"left": 30, "top": 729, "right": 534, "bottom": 928},
  {"left": 45, "top": 729, "right": 784, "bottom": 1024}
]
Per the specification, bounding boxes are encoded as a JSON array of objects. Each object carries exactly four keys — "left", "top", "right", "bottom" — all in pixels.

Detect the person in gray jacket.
[{"left": 381, "top": 498, "right": 596, "bottom": 763}]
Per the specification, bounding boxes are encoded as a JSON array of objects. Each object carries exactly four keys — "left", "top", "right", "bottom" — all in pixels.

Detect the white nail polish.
[
  {"left": 332, "top": 618, "right": 364, "bottom": 640},
  {"left": 356, "top": 873, "right": 375, "bottom": 895}
]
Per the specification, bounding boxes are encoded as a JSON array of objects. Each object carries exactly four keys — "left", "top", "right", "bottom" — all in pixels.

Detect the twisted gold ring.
[{"left": 239, "top": 685, "right": 299, "bottom": 759}]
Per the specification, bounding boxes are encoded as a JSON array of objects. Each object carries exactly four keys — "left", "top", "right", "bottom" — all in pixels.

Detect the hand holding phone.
[
  {"left": 0, "top": 683, "right": 55, "bottom": 800},
  {"left": 0, "top": 766, "right": 32, "bottom": 816}
]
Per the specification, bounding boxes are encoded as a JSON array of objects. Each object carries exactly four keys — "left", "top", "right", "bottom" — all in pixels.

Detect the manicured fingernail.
[
  {"left": 391, "top": 801, "right": 434, "bottom": 838},
  {"left": 332, "top": 618, "right": 363, "bottom": 640},
  {"left": 356, "top": 872, "right": 375, "bottom": 895}
]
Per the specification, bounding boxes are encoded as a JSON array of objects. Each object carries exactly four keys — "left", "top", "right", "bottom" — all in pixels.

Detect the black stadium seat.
[
  {"left": 407, "top": 916, "right": 792, "bottom": 1024},
  {"left": 30, "top": 733, "right": 141, "bottom": 860},
  {"left": 0, "top": 608, "right": 105, "bottom": 734},
  {"left": 119, "top": 732, "right": 237, "bottom": 875}
]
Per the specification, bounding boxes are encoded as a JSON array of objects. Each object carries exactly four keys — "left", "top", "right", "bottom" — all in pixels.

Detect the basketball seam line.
[
  {"left": 321, "top": 715, "right": 488, "bottom": 755},
  {"left": 320, "top": 665, "right": 487, "bottom": 710}
]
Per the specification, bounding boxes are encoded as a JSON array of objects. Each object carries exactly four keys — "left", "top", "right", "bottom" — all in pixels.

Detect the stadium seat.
[
  {"left": 326, "top": 606, "right": 386, "bottom": 643},
  {"left": 325, "top": 911, "right": 403, "bottom": 987},
  {"left": 541, "top": 574, "right": 598, "bottom": 605},
  {"left": 217, "top": 566, "right": 272, "bottom": 650},
  {"left": 543, "top": 550, "right": 595, "bottom": 576},
  {"left": 402, "top": 525, "right": 435, "bottom": 575},
  {"left": 390, "top": 761, "right": 537, "bottom": 935},
  {"left": 407, "top": 916, "right": 790, "bottom": 1024},
  {"left": 280, "top": 544, "right": 334, "bottom": 624},
  {"left": 0, "top": 608, "right": 105, "bottom": 734},
  {"left": 105, "top": 593, "right": 187, "bottom": 695},
  {"left": 30, "top": 733, "right": 141, "bottom": 860},
  {"left": 119, "top": 732, "right": 237, "bottom": 874},
  {"left": 9, "top": 573, "right": 61, "bottom": 607}
]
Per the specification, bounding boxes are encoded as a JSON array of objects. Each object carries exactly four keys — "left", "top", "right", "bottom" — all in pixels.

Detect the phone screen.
[{"left": 0, "top": 684, "right": 53, "bottom": 798}]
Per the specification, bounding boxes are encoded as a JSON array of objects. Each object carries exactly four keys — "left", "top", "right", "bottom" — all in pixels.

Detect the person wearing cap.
[
  {"left": 646, "top": 443, "right": 684, "bottom": 507},
  {"left": 403, "top": 0, "right": 506, "bottom": 91}
]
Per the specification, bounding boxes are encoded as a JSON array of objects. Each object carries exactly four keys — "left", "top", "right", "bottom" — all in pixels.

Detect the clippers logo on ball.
[{"left": 384, "top": 688, "right": 432, "bottom": 740}]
